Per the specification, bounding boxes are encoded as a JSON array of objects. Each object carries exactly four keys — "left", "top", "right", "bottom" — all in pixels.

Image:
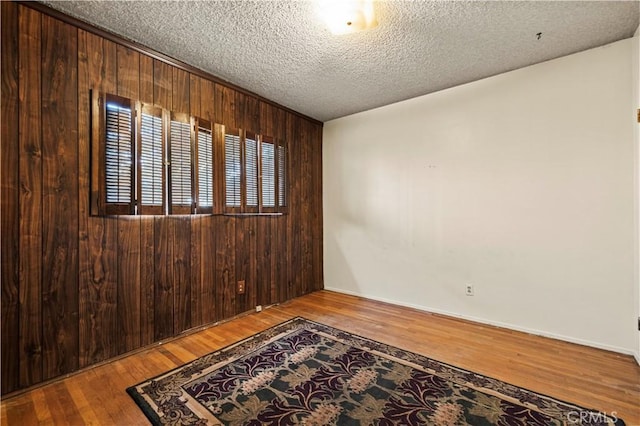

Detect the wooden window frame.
[
  {"left": 168, "top": 111, "right": 194, "bottom": 215},
  {"left": 194, "top": 117, "right": 214, "bottom": 215},
  {"left": 137, "top": 102, "right": 165, "bottom": 215},
  {"left": 91, "top": 91, "right": 135, "bottom": 216},
  {"left": 259, "top": 135, "right": 277, "bottom": 214}
]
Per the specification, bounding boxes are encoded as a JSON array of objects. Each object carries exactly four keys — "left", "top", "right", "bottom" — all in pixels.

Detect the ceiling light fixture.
[{"left": 317, "top": 0, "right": 378, "bottom": 35}]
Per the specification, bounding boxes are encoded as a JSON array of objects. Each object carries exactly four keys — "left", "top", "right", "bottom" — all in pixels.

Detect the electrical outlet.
[
  {"left": 256, "top": 305, "right": 263, "bottom": 313},
  {"left": 465, "top": 284, "right": 474, "bottom": 296},
  {"left": 237, "top": 280, "right": 245, "bottom": 294}
]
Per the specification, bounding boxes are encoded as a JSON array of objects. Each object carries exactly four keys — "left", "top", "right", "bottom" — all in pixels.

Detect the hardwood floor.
[{"left": 2, "top": 290, "right": 639, "bottom": 425}]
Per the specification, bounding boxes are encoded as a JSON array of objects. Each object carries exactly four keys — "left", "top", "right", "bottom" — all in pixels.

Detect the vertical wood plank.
[
  {"left": 153, "top": 60, "right": 172, "bottom": 109},
  {"left": 18, "top": 5, "right": 43, "bottom": 387},
  {"left": 77, "top": 29, "right": 94, "bottom": 369},
  {"left": 172, "top": 67, "right": 190, "bottom": 113},
  {"left": 139, "top": 53, "right": 155, "bottom": 346},
  {"left": 287, "top": 114, "right": 302, "bottom": 301},
  {"left": 173, "top": 218, "right": 191, "bottom": 333},
  {"left": 116, "top": 45, "right": 139, "bottom": 100},
  {"left": 117, "top": 218, "right": 141, "bottom": 353},
  {"left": 273, "top": 106, "right": 287, "bottom": 304},
  {"left": 139, "top": 55, "right": 154, "bottom": 104},
  {"left": 1, "top": 0, "right": 20, "bottom": 394},
  {"left": 154, "top": 218, "right": 174, "bottom": 341},
  {"left": 189, "top": 74, "right": 201, "bottom": 119},
  {"left": 200, "top": 77, "right": 216, "bottom": 323},
  {"left": 153, "top": 59, "right": 174, "bottom": 340},
  {"left": 79, "top": 35, "right": 120, "bottom": 368},
  {"left": 116, "top": 45, "right": 141, "bottom": 354},
  {"left": 312, "top": 123, "right": 324, "bottom": 291},
  {"left": 215, "top": 83, "right": 236, "bottom": 318},
  {"left": 171, "top": 67, "right": 192, "bottom": 333},
  {"left": 190, "top": 216, "right": 203, "bottom": 328},
  {"left": 200, "top": 78, "right": 215, "bottom": 123},
  {"left": 244, "top": 95, "right": 259, "bottom": 311},
  {"left": 258, "top": 102, "right": 276, "bottom": 306},
  {"left": 139, "top": 218, "right": 155, "bottom": 346},
  {"left": 41, "top": 14, "right": 79, "bottom": 379},
  {"left": 188, "top": 77, "right": 203, "bottom": 328},
  {"left": 300, "top": 119, "right": 313, "bottom": 296}
]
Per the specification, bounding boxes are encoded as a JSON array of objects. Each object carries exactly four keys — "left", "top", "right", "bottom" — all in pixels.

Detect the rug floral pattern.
[{"left": 127, "top": 317, "right": 622, "bottom": 425}]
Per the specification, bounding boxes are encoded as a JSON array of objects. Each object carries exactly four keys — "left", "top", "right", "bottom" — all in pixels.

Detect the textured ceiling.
[{"left": 41, "top": 0, "right": 639, "bottom": 122}]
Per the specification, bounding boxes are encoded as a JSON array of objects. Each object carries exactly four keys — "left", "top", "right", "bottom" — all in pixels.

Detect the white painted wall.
[{"left": 323, "top": 39, "right": 636, "bottom": 354}]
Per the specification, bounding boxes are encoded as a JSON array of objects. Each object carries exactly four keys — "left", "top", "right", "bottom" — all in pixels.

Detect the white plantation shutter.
[
  {"left": 196, "top": 120, "right": 213, "bottom": 213},
  {"left": 139, "top": 106, "right": 164, "bottom": 214},
  {"left": 225, "top": 130, "right": 241, "bottom": 208},
  {"left": 104, "top": 97, "right": 133, "bottom": 213},
  {"left": 278, "top": 143, "right": 286, "bottom": 208},
  {"left": 169, "top": 113, "right": 193, "bottom": 214},
  {"left": 261, "top": 137, "right": 275, "bottom": 208},
  {"left": 245, "top": 132, "right": 258, "bottom": 209}
]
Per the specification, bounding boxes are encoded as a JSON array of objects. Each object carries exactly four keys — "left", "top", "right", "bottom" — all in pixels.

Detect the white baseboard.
[{"left": 324, "top": 286, "right": 636, "bottom": 357}]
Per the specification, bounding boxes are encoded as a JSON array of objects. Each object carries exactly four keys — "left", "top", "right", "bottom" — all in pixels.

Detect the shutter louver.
[
  {"left": 139, "top": 107, "right": 164, "bottom": 214},
  {"left": 278, "top": 144, "right": 286, "bottom": 207},
  {"left": 245, "top": 133, "right": 258, "bottom": 208},
  {"left": 225, "top": 131, "right": 241, "bottom": 208},
  {"left": 169, "top": 114, "right": 193, "bottom": 214},
  {"left": 105, "top": 100, "right": 133, "bottom": 209},
  {"left": 261, "top": 138, "right": 275, "bottom": 208},
  {"left": 196, "top": 122, "right": 213, "bottom": 212}
]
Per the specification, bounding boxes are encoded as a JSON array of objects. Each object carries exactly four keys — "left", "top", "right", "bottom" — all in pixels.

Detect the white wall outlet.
[
  {"left": 465, "top": 284, "right": 474, "bottom": 296},
  {"left": 255, "top": 305, "right": 263, "bottom": 312}
]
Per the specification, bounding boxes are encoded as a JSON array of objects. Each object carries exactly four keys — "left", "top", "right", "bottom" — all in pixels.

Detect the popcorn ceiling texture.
[{"left": 42, "top": 1, "right": 638, "bottom": 122}]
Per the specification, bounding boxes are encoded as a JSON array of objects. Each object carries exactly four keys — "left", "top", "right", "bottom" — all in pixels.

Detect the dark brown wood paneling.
[
  {"left": 116, "top": 45, "right": 142, "bottom": 354},
  {"left": 214, "top": 83, "right": 237, "bottom": 319},
  {"left": 18, "top": 5, "right": 43, "bottom": 387},
  {"left": 152, "top": 59, "right": 174, "bottom": 341},
  {"left": 285, "top": 113, "right": 302, "bottom": 303},
  {"left": 171, "top": 67, "right": 192, "bottom": 333},
  {"left": 1, "top": 0, "right": 20, "bottom": 395},
  {"left": 199, "top": 75, "right": 216, "bottom": 324},
  {"left": 258, "top": 102, "right": 276, "bottom": 305},
  {"left": 300, "top": 119, "right": 313, "bottom": 297},
  {"left": 41, "top": 14, "right": 79, "bottom": 379},
  {"left": 311, "top": 123, "right": 324, "bottom": 292},
  {"left": 139, "top": 53, "right": 155, "bottom": 346},
  {"left": 3, "top": 2, "right": 323, "bottom": 395},
  {"left": 116, "top": 45, "right": 140, "bottom": 100},
  {"left": 200, "top": 78, "right": 215, "bottom": 123},
  {"left": 243, "top": 95, "right": 260, "bottom": 311},
  {"left": 272, "top": 106, "right": 288, "bottom": 304},
  {"left": 78, "top": 34, "right": 120, "bottom": 368},
  {"left": 154, "top": 218, "right": 174, "bottom": 341},
  {"left": 172, "top": 67, "right": 189, "bottom": 113},
  {"left": 173, "top": 218, "right": 192, "bottom": 333},
  {"left": 153, "top": 60, "right": 172, "bottom": 109},
  {"left": 139, "top": 218, "right": 155, "bottom": 345},
  {"left": 139, "top": 54, "right": 154, "bottom": 104}
]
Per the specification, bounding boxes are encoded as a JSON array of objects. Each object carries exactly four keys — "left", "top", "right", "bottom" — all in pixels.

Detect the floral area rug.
[{"left": 127, "top": 317, "right": 624, "bottom": 425}]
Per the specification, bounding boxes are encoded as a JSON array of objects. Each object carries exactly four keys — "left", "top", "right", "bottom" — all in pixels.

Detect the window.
[
  {"left": 169, "top": 112, "right": 193, "bottom": 214},
  {"left": 138, "top": 103, "right": 164, "bottom": 215},
  {"left": 222, "top": 127, "right": 287, "bottom": 214},
  {"left": 224, "top": 128, "right": 242, "bottom": 210},
  {"left": 92, "top": 91, "right": 287, "bottom": 216},
  {"left": 194, "top": 118, "right": 214, "bottom": 214},
  {"left": 103, "top": 94, "right": 134, "bottom": 215}
]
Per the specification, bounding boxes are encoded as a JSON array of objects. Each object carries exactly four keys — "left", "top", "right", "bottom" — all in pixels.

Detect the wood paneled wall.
[{"left": 0, "top": 1, "right": 323, "bottom": 395}]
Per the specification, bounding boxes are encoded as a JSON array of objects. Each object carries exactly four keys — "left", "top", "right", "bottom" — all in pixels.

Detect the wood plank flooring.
[{"left": 2, "top": 290, "right": 639, "bottom": 425}]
